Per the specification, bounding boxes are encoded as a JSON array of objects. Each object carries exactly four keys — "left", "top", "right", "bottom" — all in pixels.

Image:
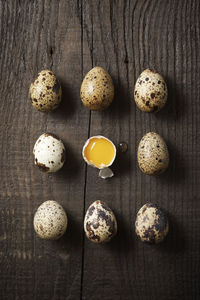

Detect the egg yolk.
[{"left": 84, "top": 137, "right": 115, "bottom": 168}]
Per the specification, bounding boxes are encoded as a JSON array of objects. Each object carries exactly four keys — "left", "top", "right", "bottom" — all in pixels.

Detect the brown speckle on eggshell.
[
  {"left": 33, "top": 133, "right": 66, "bottom": 173},
  {"left": 84, "top": 200, "right": 117, "bottom": 243},
  {"left": 134, "top": 69, "right": 167, "bottom": 112},
  {"left": 137, "top": 132, "right": 169, "bottom": 175},
  {"left": 135, "top": 203, "right": 169, "bottom": 244},
  {"left": 80, "top": 67, "right": 114, "bottom": 110},
  {"left": 29, "top": 70, "right": 62, "bottom": 112},
  {"left": 33, "top": 200, "right": 68, "bottom": 240}
]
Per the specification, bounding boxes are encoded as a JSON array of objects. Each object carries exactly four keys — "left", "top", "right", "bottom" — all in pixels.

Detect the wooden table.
[{"left": 0, "top": 1, "right": 199, "bottom": 299}]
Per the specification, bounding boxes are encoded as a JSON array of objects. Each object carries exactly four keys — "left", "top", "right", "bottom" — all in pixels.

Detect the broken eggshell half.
[
  {"left": 82, "top": 135, "right": 116, "bottom": 170},
  {"left": 99, "top": 167, "right": 114, "bottom": 179}
]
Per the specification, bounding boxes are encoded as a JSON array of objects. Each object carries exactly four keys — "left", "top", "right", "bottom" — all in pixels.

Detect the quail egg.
[
  {"left": 134, "top": 69, "right": 167, "bottom": 112},
  {"left": 82, "top": 135, "right": 116, "bottom": 169},
  {"left": 80, "top": 66, "right": 114, "bottom": 110},
  {"left": 135, "top": 203, "right": 169, "bottom": 244},
  {"left": 29, "top": 70, "right": 62, "bottom": 112},
  {"left": 137, "top": 132, "right": 169, "bottom": 175},
  {"left": 34, "top": 200, "right": 68, "bottom": 240},
  {"left": 33, "top": 133, "right": 66, "bottom": 173},
  {"left": 84, "top": 200, "right": 117, "bottom": 243}
]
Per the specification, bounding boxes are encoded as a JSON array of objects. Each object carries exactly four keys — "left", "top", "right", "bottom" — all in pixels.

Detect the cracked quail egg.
[
  {"left": 29, "top": 70, "right": 62, "bottom": 112},
  {"left": 135, "top": 203, "right": 169, "bottom": 244},
  {"left": 34, "top": 200, "right": 68, "bottom": 240},
  {"left": 33, "top": 133, "right": 66, "bottom": 173},
  {"left": 80, "top": 66, "right": 114, "bottom": 110},
  {"left": 137, "top": 132, "right": 169, "bottom": 175},
  {"left": 84, "top": 200, "right": 117, "bottom": 243},
  {"left": 82, "top": 135, "right": 116, "bottom": 169},
  {"left": 134, "top": 69, "right": 167, "bottom": 112}
]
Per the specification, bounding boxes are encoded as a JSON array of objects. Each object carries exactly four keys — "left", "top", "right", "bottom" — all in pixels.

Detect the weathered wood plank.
[
  {"left": 81, "top": 1, "right": 200, "bottom": 299},
  {"left": 0, "top": 1, "right": 89, "bottom": 299}
]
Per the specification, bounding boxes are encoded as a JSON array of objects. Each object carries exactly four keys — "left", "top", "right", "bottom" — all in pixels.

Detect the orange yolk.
[{"left": 84, "top": 137, "right": 115, "bottom": 168}]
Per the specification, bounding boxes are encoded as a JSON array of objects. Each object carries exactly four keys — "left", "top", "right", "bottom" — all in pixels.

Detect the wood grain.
[{"left": 0, "top": 0, "right": 200, "bottom": 299}]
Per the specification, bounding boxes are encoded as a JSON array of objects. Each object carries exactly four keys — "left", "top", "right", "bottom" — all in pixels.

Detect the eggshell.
[
  {"left": 137, "top": 132, "right": 169, "bottom": 175},
  {"left": 134, "top": 69, "right": 167, "bottom": 112},
  {"left": 84, "top": 200, "right": 117, "bottom": 243},
  {"left": 80, "top": 66, "right": 114, "bottom": 110},
  {"left": 135, "top": 203, "right": 169, "bottom": 244},
  {"left": 29, "top": 70, "right": 62, "bottom": 112},
  {"left": 34, "top": 200, "right": 68, "bottom": 240},
  {"left": 82, "top": 135, "right": 116, "bottom": 169},
  {"left": 99, "top": 167, "right": 114, "bottom": 179},
  {"left": 33, "top": 133, "right": 66, "bottom": 173}
]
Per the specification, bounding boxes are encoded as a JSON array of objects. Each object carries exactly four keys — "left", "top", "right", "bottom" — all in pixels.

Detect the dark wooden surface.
[{"left": 0, "top": 1, "right": 200, "bottom": 299}]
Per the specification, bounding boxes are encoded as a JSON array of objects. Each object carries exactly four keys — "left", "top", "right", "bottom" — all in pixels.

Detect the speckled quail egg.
[
  {"left": 80, "top": 66, "right": 114, "bottom": 110},
  {"left": 29, "top": 70, "right": 62, "bottom": 112},
  {"left": 134, "top": 69, "right": 167, "bottom": 112},
  {"left": 34, "top": 200, "right": 68, "bottom": 240},
  {"left": 135, "top": 203, "right": 169, "bottom": 244},
  {"left": 33, "top": 133, "right": 66, "bottom": 173},
  {"left": 137, "top": 132, "right": 169, "bottom": 175},
  {"left": 84, "top": 200, "right": 117, "bottom": 243}
]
